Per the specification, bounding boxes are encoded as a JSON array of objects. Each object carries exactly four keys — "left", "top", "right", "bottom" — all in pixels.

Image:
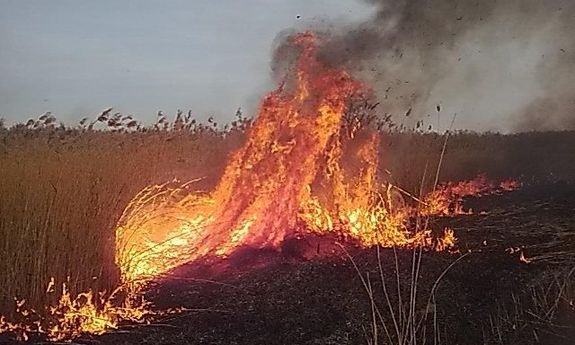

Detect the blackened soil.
[{"left": 24, "top": 183, "right": 575, "bottom": 345}]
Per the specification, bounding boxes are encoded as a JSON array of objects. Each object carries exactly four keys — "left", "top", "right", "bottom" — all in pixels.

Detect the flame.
[
  {"left": 0, "top": 281, "right": 153, "bottom": 341},
  {"left": 421, "top": 175, "right": 521, "bottom": 216},
  {"left": 114, "top": 33, "right": 467, "bottom": 283},
  {"left": 0, "top": 32, "right": 520, "bottom": 342}
]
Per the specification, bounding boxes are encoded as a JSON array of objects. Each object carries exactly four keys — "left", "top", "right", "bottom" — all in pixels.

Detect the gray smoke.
[{"left": 272, "top": 0, "right": 575, "bottom": 132}]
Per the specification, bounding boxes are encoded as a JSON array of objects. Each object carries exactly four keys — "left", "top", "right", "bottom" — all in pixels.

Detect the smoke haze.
[{"left": 273, "top": 0, "right": 575, "bottom": 132}]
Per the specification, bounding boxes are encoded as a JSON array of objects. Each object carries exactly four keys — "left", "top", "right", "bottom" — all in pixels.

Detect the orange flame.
[
  {"left": 114, "top": 33, "right": 463, "bottom": 283},
  {"left": 0, "top": 32, "right": 521, "bottom": 342},
  {"left": 422, "top": 175, "right": 521, "bottom": 216},
  {"left": 0, "top": 281, "right": 153, "bottom": 341}
]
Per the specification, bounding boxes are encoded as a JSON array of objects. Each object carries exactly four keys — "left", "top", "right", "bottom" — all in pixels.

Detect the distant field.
[
  {"left": 384, "top": 130, "right": 575, "bottom": 192},
  {"left": 1, "top": 120, "right": 574, "bottom": 312}
]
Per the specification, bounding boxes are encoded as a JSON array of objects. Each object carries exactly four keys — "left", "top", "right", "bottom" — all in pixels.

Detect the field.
[{"left": 1, "top": 119, "right": 575, "bottom": 344}]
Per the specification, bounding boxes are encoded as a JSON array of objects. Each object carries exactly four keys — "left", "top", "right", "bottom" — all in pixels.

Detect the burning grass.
[
  {"left": 0, "top": 125, "right": 569, "bottom": 342},
  {"left": 0, "top": 30, "right": 573, "bottom": 344},
  {"left": 113, "top": 33, "right": 468, "bottom": 286},
  {"left": 0, "top": 122, "right": 238, "bottom": 340},
  {"left": 0, "top": 283, "right": 152, "bottom": 342}
]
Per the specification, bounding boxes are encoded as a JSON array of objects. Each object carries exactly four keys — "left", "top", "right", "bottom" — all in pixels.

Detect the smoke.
[{"left": 272, "top": 0, "right": 575, "bottom": 132}]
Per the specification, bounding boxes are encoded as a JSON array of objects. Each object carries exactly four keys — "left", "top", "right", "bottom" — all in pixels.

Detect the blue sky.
[{"left": 0, "top": 0, "right": 373, "bottom": 125}]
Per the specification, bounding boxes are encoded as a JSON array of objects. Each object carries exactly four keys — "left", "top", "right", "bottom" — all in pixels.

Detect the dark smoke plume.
[{"left": 272, "top": 0, "right": 575, "bottom": 132}]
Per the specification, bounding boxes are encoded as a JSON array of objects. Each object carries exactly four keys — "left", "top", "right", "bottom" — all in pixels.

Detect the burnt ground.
[{"left": 21, "top": 183, "right": 575, "bottom": 345}]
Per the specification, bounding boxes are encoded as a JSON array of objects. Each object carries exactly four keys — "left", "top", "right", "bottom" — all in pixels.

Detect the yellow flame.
[
  {"left": 0, "top": 281, "right": 153, "bottom": 341},
  {"left": 112, "top": 33, "right": 485, "bottom": 284}
]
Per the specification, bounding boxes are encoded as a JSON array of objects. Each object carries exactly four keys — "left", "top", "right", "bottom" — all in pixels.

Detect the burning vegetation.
[
  {"left": 1, "top": 0, "right": 575, "bottom": 341},
  {"left": 115, "top": 32, "right": 464, "bottom": 285},
  {"left": 0, "top": 32, "right": 530, "bottom": 343}
]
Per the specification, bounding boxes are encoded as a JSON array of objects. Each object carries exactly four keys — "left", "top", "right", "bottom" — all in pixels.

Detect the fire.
[
  {"left": 0, "top": 32, "right": 520, "bottom": 342},
  {"left": 421, "top": 175, "right": 521, "bottom": 216},
  {"left": 114, "top": 32, "right": 467, "bottom": 284},
  {"left": 0, "top": 282, "right": 152, "bottom": 341}
]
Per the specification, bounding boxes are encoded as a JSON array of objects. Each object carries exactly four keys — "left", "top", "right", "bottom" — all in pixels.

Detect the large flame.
[
  {"left": 115, "top": 33, "right": 460, "bottom": 284},
  {"left": 0, "top": 32, "right": 521, "bottom": 342}
]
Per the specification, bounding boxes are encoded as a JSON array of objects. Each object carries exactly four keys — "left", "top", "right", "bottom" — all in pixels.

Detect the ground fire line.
[{"left": 0, "top": 32, "right": 519, "bottom": 342}]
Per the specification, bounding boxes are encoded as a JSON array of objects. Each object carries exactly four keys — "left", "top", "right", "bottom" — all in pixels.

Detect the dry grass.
[
  {"left": 484, "top": 267, "right": 575, "bottom": 344},
  {"left": 0, "top": 111, "right": 574, "bottom": 317},
  {"left": 0, "top": 119, "right": 242, "bottom": 312},
  {"left": 382, "top": 130, "right": 575, "bottom": 194},
  {"left": 346, "top": 246, "right": 470, "bottom": 345}
]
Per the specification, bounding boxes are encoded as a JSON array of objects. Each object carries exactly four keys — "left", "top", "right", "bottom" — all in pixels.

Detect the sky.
[
  {"left": 0, "top": 0, "right": 373, "bottom": 125},
  {"left": 2, "top": 1, "right": 573, "bottom": 132}
]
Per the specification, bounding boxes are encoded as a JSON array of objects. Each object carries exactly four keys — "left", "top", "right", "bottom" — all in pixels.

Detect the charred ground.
[
  {"left": 1, "top": 127, "right": 575, "bottom": 345},
  {"left": 40, "top": 182, "right": 574, "bottom": 345}
]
